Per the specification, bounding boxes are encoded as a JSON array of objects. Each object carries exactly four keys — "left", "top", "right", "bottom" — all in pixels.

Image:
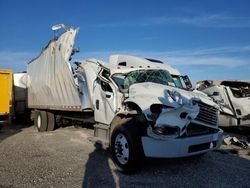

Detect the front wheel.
[{"left": 110, "top": 121, "right": 144, "bottom": 174}]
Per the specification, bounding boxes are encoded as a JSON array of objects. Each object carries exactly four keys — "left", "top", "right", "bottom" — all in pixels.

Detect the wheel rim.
[
  {"left": 114, "top": 133, "right": 129, "bottom": 165},
  {"left": 37, "top": 114, "right": 41, "bottom": 129}
]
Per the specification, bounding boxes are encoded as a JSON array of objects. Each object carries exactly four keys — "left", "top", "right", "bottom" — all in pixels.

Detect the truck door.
[
  {"left": 93, "top": 69, "right": 117, "bottom": 125},
  {"left": 225, "top": 86, "right": 250, "bottom": 123},
  {"left": 203, "top": 86, "right": 235, "bottom": 116}
]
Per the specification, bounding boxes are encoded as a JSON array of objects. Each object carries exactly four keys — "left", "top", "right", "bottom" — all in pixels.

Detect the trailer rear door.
[{"left": 0, "top": 69, "right": 13, "bottom": 124}]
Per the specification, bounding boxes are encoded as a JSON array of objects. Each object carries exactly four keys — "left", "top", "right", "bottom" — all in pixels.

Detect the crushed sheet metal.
[
  {"left": 223, "top": 135, "right": 249, "bottom": 149},
  {"left": 27, "top": 28, "right": 83, "bottom": 110},
  {"left": 155, "top": 104, "right": 199, "bottom": 136}
]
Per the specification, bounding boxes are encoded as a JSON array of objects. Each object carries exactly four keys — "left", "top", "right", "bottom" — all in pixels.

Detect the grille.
[
  {"left": 186, "top": 123, "right": 210, "bottom": 136},
  {"left": 195, "top": 101, "right": 218, "bottom": 126}
]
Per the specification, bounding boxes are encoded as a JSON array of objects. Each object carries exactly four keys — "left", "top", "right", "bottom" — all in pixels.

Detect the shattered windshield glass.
[
  {"left": 112, "top": 69, "right": 182, "bottom": 92},
  {"left": 223, "top": 82, "right": 250, "bottom": 98}
]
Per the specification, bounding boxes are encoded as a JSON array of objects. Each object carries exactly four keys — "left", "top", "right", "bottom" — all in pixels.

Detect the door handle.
[{"left": 106, "top": 94, "right": 111, "bottom": 98}]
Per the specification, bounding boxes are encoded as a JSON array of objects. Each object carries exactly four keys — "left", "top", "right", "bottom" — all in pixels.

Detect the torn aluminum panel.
[
  {"left": 75, "top": 60, "right": 100, "bottom": 109},
  {"left": 27, "top": 26, "right": 83, "bottom": 111}
]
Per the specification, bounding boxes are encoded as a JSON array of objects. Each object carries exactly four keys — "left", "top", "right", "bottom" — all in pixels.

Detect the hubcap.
[
  {"left": 37, "top": 114, "right": 41, "bottom": 129},
  {"left": 114, "top": 133, "right": 129, "bottom": 165}
]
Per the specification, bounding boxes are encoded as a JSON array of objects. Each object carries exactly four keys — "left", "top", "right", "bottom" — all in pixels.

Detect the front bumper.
[{"left": 141, "top": 129, "right": 223, "bottom": 158}]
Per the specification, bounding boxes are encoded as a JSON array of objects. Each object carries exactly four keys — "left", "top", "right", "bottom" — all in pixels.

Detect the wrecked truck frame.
[
  {"left": 92, "top": 56, "right": 223, "bottom": 162},
  {"left": 196, "top": 80, "right": 250, "bottom": 128},
  {"left": 27, "top": 24, "right": 223, "bottom": 173}
]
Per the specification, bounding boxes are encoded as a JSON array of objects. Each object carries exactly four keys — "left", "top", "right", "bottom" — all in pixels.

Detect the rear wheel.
[
  {"left": 47, "top": 112, "right": 55, "bottom": 131},
  {"left": 110, "top": 117, "right": 144, "bottom": 174},
  {"left": 34, "top": 110, "right": 48, "bottom": 132}
]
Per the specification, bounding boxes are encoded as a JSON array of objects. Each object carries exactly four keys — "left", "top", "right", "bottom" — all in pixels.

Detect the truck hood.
[
  {"left": 125, "top": 82, "right": 219, "bottom": 139},
  {"left": 126, "top": 82, "right": 217, "bottom": 111}
]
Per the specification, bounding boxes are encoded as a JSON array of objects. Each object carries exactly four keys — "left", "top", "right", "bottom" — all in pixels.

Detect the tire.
[
  {"left": 47, "top": 112, "right": 55, "bottom": 131},
  {"left": 34, "top": 110, "right": 48, "bottom": 132},
  {"left": 110, "top": 117, "right": 144, "bottom": 174}
]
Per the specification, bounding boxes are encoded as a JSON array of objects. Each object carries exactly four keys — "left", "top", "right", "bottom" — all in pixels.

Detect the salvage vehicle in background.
[
  {"left": 0, "top": 70, "right": 30, "bottom": 128},
  {"left": 196, "top": 80, "right": 250, "bottom": 128},
  {"left": 0, "top": 69, "right": 13, "bottom": 128},
  {"left": 13, "top": 73, "right": 29, "bottom": 121},
  {"left": 27, "top": 24, "right": 223, "bottom": 173}
]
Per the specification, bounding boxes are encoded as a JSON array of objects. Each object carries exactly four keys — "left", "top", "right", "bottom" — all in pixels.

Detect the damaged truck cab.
[
  {"left": 27, "top": 25, "right": 223, "bottom": 173},
  {"left": 90, "top": 55, "right": 223, "bottom": 172}
]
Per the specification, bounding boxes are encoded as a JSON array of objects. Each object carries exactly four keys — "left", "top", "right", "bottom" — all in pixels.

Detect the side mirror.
[{"left": 182, "top": 75, "right": 192, "bottom": 90}]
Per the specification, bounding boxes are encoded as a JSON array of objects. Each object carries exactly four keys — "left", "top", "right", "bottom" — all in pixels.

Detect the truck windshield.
[
  {"left": 221, "top": 81, "right": 250, "bottom": 98},
  {"left": 112, "top": 69, "right": 183, "bottom": 92},
  {"left": 172, "top": 75, "right": 183, "bottom": 88}
]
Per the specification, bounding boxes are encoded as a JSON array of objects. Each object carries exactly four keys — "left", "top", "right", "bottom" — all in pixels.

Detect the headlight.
[
  {"left": 153, "top": 124, "right": 180, "bottom": 137},
  {"left": 167, "top": 90, "right": 183, "bottom": 105}
]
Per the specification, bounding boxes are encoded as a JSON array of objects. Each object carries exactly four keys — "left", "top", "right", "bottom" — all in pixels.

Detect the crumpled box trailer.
[
  {"left": 27, "top": 24, "right": 223, "bottom": 173},
  {"left": 0, "top": 69, "right": 13, "bottom": 127},
  {"left": 196, "top": 80, "right": 250, "bottom": 128}
]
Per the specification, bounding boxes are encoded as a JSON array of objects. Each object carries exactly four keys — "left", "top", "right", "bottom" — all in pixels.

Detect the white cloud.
[
  {"left": 75, "top": 45, "right": 250, "bottom": 67},
  {"left": 166, "top": 56, "right": 249, "bottom": 67},
  {"left": 161, "top": 46, "right": 250, "bottom": 56},
  {"left": 1, "top": 45, "right": 250, "bottom": 72},
  {"left": 150, "top": 14, "right": 250, "bottom": 28},
  {"left": 90, "top": 14, "right": 250, "bottom": 28},
  {"left": 0, "top": 51, "right": 35, "bottom": 72}
]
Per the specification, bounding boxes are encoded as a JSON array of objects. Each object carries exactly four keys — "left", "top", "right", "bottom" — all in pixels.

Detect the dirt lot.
[{"left": 0, "top": 123, "right": 249, "bottom": 188}]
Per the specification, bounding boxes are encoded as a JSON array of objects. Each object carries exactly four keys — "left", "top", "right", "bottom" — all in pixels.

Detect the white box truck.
[
  {"left": 196, "top": 80, "right": 250, "bottom": 128},
  {"left": 27, "top": 24, "right": 223, "bottom": 173}
]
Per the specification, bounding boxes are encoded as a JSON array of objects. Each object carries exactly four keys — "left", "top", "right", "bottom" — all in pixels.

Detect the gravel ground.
[{"left": 0, "top": 124, "right": 249, "bottom": 188}]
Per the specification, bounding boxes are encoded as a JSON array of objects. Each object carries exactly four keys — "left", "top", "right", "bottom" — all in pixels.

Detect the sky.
[{"left": 0, "top": 0, "right": 250, "bottom": 83}]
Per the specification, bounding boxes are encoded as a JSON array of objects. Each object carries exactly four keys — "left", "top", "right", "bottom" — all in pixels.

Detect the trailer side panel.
[{"left": 27, "top": 29, "right": 82, "bottom": 111}]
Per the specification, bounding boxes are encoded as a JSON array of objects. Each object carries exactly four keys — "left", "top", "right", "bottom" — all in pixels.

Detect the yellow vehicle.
[{"left": 0, "top": 69, "right": 13, "bottom": 128}]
